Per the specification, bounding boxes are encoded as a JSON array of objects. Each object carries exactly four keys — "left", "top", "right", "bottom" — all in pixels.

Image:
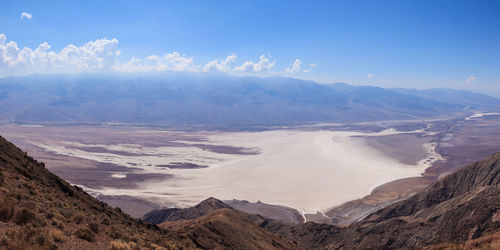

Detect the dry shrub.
[
  {"left": 151, "top": 243, "right": 167, "bottom": 250},
  {"left": 73, "top": 213, "right": 85, "bottom": 224},
  {"left": 0, "top": 236, "right": 7, "bottom": 247},
  {"left": 127, "top": 241, "right": 140, "bottom": 250},
  {"left": 102, "top": 217, "right": 110, "bottom": 225},
  {"left": 75, "top": 228, "right": 95, "bottom": 242},
  {"left": 45, "top": 212, "right": 54, "bottom": 219},
  {"left": 109, "top": 225, "right": 122, "bottom": 239},
  {"left": 13, "top": 208, "right": 36, "bottom": 225},
  {"left": 52, "top": 218, "right": 65, "bottom": 230},
  {"left": 89, "top": 222, "right": 100, "bottom": 233},
  {"left": 0, "top": 199, "right": 15, "bottom": 222},
  {"left": 2, "top": 227, "right": 56, "bottom": 249},
  {"left": 109, "top": 240, "right": 132, "bottom": 250},
  {"left": 50, "top": 229, "right": 65, "bottom": 243}
]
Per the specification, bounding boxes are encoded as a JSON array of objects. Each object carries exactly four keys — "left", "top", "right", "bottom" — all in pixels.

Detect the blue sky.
[{"left": 1, "top": 0, "right": 499, "bottom": 94}]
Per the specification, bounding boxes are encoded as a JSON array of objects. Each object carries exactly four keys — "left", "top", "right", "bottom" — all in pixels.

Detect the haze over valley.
[{"left": 1, "top": 74, "right": 499, "bottom": 126}]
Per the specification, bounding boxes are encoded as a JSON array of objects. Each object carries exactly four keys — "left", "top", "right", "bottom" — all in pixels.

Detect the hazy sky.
[{"left": 1, "top": 0, "right": 499, "bottom": 94}]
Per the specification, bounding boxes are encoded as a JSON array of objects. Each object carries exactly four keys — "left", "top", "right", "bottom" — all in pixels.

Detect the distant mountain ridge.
[{"left": 0, "top": 73, "right": 498, "bottom": 126}]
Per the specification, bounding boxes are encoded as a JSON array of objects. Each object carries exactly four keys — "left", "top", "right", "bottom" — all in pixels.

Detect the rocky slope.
[
  {"left": 144, "top": 199, "right": 305, "bottom": 225},
  {"left": 0, "top": 135, "right": 297, "bottom": 249},
  {"left": 160, "top": 208, "right": 297, "bottom": 249},
  {"left": 143, "top": 197, "right": 230, "bottom": 224}
]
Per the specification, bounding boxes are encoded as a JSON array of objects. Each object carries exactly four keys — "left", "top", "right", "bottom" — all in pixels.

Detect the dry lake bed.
[{"left": 2, "top": 113, "right": 500, "bottom": 221}]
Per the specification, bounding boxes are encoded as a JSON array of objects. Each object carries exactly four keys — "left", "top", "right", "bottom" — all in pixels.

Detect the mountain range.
[{"left": 1, "top": 73, "right": 499, "bottom": 126}]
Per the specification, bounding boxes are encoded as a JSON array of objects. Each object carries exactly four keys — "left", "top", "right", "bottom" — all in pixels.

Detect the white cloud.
[
  {"left": 303, "top": 63, "right": 316, "bottom": 73},
  {"left": 114, "top": 52, "right": 197, "bottom": 72},
  {"left": 465, "top": 76, "right": 476, "bottom": 84},
  {"left": 203, "top": 53, "right": 237, "bottom": 72},
  {"left": 286, "top": 59, "right": 302, "bottom": 73},
  {"left": 367, "top": 73, "right": 373, "bottom": 79},
  {"left": 0, "top": 34, "right": 309, "bottom": 77},
  {"left": 0, "top": 34, "right": 120, "bottom": 75},
  {"left": 21, "top": 12, "right": 32, "bottom": 20},
  {"left": 287, "top": 59, "right": 316, "bottom": 73},
  {"left": 234, "top": 55, "right": 275, "bottom": 72}
]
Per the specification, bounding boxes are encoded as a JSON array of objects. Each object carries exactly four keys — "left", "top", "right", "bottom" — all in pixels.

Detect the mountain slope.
[
  {"left": 1, "top": 73, "right": 498, "bottom": 126},
  {"left": 143, "top": 197, "right": 231, "bottom": 224},
  {"left": 160, "top": 208, "right": 298, "bottom": 250},
  {"left": 0, "top": 135, "right": 297, "bottom": 249},
  {"left": 0, "top": 135, "right": 187, "bottom": 249},
  {"left": 391, "top": 88, "right": 500, "bottom": 108},
  {"left": 261, "top": 152, "right": 500, "bottom": 249}
]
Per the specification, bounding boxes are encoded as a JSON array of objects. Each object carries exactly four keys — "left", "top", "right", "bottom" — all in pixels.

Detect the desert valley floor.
[{"left": 1, "top": 113, "right": 500, "bottom": 223}]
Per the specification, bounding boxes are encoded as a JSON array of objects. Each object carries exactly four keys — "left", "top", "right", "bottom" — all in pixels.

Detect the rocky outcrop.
[
  {"left": 161, "top": 208, "right": 298, "bottom": 249},
  {"left": 142, "top": 197, "right": 231, "bottom": 224}
]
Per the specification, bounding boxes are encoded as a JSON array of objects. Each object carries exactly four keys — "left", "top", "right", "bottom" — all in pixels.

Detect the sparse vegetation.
[
  {"left": 102, "top": 217, "right": 110, "bottom": 225},
  {"left": 76, "top": 227, "right": 95, "bottom": 242},
  {"left": 89, "top": 221, "right": 100, "bottom": 233},
  {"left": 0, "top": 227, "right": 56, "bottom": 249},
  {"left": 73, "top": 212, "right": 85, "bottom": 224},
  {"left": 13, "top": 208, "right": 36, "bottom": 225},
  {"left": 50, "top": 229, "right": 65, "bottom": 243},
  {"left": 109, "top": 240, "right": 132, "bottom": 250},
  {"left": 0, "top": 199, "right": 14, "bottom": 222}
]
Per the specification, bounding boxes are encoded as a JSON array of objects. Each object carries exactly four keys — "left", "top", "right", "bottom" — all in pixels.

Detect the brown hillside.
[
  {"left": 160, "top": 208, "right": 297, "bottom": 250},
  {"left": 143, "top": 197, "right": 231, "bottom": 224}
]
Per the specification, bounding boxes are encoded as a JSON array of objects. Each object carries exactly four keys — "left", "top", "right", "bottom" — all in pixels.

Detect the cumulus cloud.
[
  {"left": 367, "top": 73, "right": 373, "bottom": 79},
  {"left": 203, "top": 53, "right": 237, "bottom": 72},
  {"left": 20, "top": 12, "right": 32, "bottom": 20},
  {"left": 286, "top": 59, "right": 302, "bottom": 73},
  {"left": 115, "top": 52, "right": 197, "bottom": 72},
  {"left": 465, "top": 76, "right": 476, "bottom": 84},
  {"left": 0, "top": 34, "right": 309, "bottom": 77},
  {"left": 303, "top": 63, "right": 316, "bottom": 73},
  {"left": 0, "top": 34, "right": 120, "bottom": 75},
  {"left": 286, "top": 59, "right": 316, "bottom": 73},
  {"left": 234, "top": 55, "right": 275, "bottom": 72}
]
